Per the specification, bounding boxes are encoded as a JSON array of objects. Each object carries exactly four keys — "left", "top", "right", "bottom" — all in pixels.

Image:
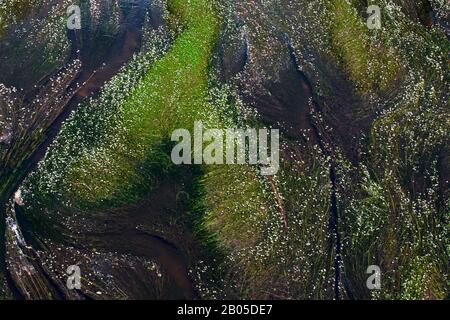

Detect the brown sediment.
[{"left": 266, "top": 176, "right": 288, "bottom": 230}]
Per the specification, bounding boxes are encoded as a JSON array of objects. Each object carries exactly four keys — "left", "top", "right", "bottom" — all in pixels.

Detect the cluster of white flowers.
[{"left": 21, "top": 0, "right": 174, "bottom": 219}]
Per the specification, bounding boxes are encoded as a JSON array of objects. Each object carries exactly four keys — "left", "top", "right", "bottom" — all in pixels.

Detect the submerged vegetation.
[
  {"left": 22, "top": 0, "right": 221, "bottom": 209},
  {"left": 0, "top": 0, "right": 448, "bottom": 300}
]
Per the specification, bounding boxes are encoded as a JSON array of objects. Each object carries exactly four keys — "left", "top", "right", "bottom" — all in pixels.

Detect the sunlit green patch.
[{"left": 325, "top": 0, "right": 400, "bottom": 93}]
